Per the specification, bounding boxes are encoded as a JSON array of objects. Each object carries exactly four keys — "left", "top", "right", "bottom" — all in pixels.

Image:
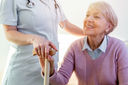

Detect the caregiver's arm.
[
  {"left": 60, "top": 20, "right": 85, "bottom": 36},
  {"left": 3, "top": 25, "right": 37, "bottom": 45},
  {"left": 3, "top": 25, "right": 57, "bottom": 57}
]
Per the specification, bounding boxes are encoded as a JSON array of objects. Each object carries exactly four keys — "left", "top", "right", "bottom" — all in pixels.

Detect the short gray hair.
[{"left": 89, "top": 1, "right": 118, "bottom": 34}]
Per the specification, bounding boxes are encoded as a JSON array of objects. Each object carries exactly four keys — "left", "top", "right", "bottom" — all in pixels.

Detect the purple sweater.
[{"left": 49, "top": 36, "right": 128, "bottom": 85}]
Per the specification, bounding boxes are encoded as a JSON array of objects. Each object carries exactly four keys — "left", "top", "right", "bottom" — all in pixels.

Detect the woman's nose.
[{"left": 87, "top": 16, "right": 94, "bottom": 22}]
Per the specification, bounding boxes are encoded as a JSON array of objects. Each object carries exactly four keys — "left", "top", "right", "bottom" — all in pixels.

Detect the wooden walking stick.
[{"left": 33, "top": 48, "right": 56, "bottom": 85}]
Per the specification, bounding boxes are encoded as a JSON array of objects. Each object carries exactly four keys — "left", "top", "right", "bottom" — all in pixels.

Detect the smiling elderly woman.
[{"left": 39, "top": 1, "right": 128, "bottom": 85}]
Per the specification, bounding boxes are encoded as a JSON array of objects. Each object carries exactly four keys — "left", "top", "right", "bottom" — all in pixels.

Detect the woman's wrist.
[
  {"left": 50, "top": 68, "right": 55, "bottom": 76},
  {"left": 27, "top": 34, "right": 43, "bottom": 44},
  {"left": 25, "top": 34, "right": 36, "bottom": 44}
]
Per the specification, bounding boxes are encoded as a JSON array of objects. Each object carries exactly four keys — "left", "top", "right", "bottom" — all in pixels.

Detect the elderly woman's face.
[{"left": 83, "top": 7, "right": 109, "bottom": 36}]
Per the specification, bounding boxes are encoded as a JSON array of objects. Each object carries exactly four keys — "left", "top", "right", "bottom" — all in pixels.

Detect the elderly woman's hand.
[
  {"left": 39, "top": 55, "right": 55, "bottom": 76},
  {"left": 32, "top": 35, "right": 57, "bottom": 58}
]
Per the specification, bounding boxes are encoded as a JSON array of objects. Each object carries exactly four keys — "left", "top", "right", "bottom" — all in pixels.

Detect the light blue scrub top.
[{"left": 0, "top": 0, "right": 66, "bottom": 85}]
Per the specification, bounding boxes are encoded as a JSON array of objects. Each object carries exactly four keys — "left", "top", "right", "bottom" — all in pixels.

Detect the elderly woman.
[{"left": 39, "top": 1, "right": 128, "bottom": 85}]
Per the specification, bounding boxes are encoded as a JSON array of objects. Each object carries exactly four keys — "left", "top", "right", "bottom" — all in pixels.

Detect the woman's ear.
[
  {"left": 105, "top": 23, "right": 112, "bottom": 34},
  {"left": 105, "top": 28, "right": 109, "bottom": 33}
]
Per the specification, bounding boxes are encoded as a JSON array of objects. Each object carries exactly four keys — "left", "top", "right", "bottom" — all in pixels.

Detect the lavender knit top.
[{"left": 49, "top": 36, "right": 128, "bottom": 85}]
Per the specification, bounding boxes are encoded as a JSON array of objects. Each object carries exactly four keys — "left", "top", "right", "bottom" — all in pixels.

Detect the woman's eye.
[
  {"left": 86, "top": 14, "right": 89, "bottom": 17},
  {"left": 94, "top": 16, "right": 100, "bottom": 18}
]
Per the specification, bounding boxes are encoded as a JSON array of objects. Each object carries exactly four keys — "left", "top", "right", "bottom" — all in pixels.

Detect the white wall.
[{"left": 0, "top": 26, "right": 9, "bottom": 71}]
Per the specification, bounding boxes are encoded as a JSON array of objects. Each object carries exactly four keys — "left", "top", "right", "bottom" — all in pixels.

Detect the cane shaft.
[
  {"left": 44, "top": 59, "right": 50, "bottom": 85},
  {"left": 32, "top": 48, "right": 56, "bottom": 85}
]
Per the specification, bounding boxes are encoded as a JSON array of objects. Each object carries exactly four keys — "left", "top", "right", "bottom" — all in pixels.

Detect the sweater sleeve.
[
  {"left": 49, "top": 43, "right": 75, "bottom": 85},
  {"left": 117, "top": 42, "right": 128, "bottom": 85}
]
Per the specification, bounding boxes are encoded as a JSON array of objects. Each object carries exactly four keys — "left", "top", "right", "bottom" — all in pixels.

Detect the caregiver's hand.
[{"left": 32, "top": 35, "right": 57, "bottom": 58}]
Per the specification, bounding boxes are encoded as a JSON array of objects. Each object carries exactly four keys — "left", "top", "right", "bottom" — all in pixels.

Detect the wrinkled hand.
[
  {"left": 39, "top": 55, "right": 55, "bottom": 75},
  {"left": 32, "top": 35, "right": 57, "bottom": 58}
]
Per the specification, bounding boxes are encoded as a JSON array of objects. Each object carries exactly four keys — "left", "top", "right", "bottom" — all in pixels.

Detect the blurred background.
[{"left": 0, "top": 0, "right": 128, "bottom": 85}]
